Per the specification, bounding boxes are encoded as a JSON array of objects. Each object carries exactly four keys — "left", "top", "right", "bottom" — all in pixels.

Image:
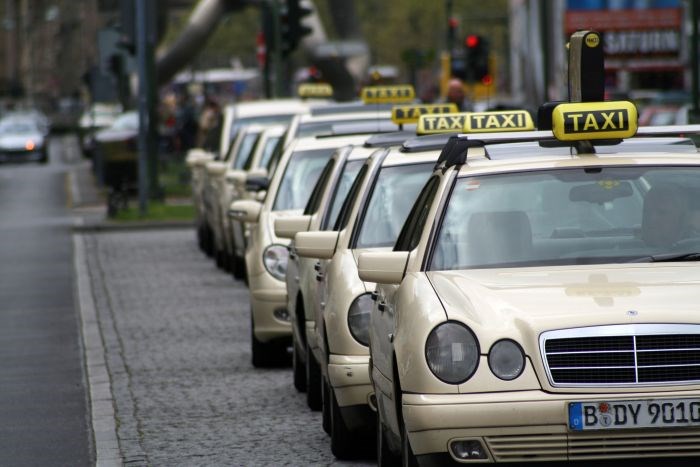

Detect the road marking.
[{"left": 73, "top": 234, "right": 122, "bottom": 466}]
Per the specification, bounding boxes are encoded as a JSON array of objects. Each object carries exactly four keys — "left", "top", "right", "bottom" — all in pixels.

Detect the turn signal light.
[{"left": 25, "top": 140, "right": 35, "bottom": 151}]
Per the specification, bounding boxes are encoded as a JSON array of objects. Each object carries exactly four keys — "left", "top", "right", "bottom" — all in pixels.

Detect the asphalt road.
[{"left": 0, "top": 138, "right": 92, "bottom": 466}]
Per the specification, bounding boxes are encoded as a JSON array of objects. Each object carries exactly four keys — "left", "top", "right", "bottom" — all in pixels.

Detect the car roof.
[
  {"left": 231, "top": 99, "right": 310, "bottom": 118},
  {"left": 293, "top": 134, "right": 375, "bottom": 151},
  {"left": 309, "top": 101, "right": 397, "bottom": 116},
  {"left": 298, "top": 111, "right": 391, "bottom": 123},
  {"left": 451, "top": 139, "right": 700, "bottom": 176}
]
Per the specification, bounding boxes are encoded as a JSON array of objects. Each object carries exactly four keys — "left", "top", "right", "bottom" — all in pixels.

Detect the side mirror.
[
  {"left": 275, "top": 215, "right": 311, "bottom": 239},
  {"left": 206, "top": 161, "right": 227, "bottom": 176},
  {"left": 246, "top": 175, "right": 269, "bottom": 192},
  {"left": 295, "top": 231, "right": 339, "bottom": 259},
  {"left": 225, "top": 170, "right": 246, "bottom": 184},
  {"left": 248, "top": 167, "right": 268, "bottom": 178},
  {"left": 228, "top": 199, "right": 262, "bottom": 224},
  {"left": 357, "top": 251, "right": 409, "bottom": 285}
]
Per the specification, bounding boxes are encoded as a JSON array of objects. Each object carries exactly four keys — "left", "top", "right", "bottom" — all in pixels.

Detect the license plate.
[{"left": 569, "top": 398, "right": 700, "bottom": 431}]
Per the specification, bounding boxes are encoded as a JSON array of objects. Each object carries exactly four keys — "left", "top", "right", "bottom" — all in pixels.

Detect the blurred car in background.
[
  {"left": 93, "top": 111, "right": 139, "bottom": 214},
  {"left": 79, "top": 102, "right": 123, "bottom": 159},
  {"left": 0, "top": 114, "right": 49, "bottom": 163}
]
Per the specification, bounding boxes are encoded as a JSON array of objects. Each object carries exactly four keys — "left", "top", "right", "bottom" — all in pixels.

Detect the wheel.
[
  {"left": 305, "top": 343, "right": 322, "bottom": 411},
  {"left": 215, "top": 249, "right": 226, "bottom": 269},
  {"left": 251, "top": 316, "right": 290, "bottom": 368},
  {"left": 401, "top": 423, "right": 419, "bottom": 467},
  {"left": 321, "top": 376, "right": 331, "bottom": 435},
  {"left": 292, "top": 337, "right": 307, "bottom": 392},
  {"left": 330, "top": 386, "right": 355, "bottom": 459},
  {"left": 377, "top": 409, "right": 400, "bottom": 467},
  {"left": 231, "top": 253, "right": 246, "bottom": 280}
]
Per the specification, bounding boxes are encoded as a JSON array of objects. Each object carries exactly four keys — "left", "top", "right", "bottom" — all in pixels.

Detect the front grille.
[
  {"left": 541, "top": 325, "right": 700, "bottom": 387},
  {"left": 485, "top": 430, "right": 700, "bottom": 462}
]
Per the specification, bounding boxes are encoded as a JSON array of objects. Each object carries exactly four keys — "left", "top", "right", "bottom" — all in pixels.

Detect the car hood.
[
  {"left": 0, "top": 133, "right": 43, "bottom": 149},
  {"left": 427, "top": 263, "right": 700, "bottom": 335}
]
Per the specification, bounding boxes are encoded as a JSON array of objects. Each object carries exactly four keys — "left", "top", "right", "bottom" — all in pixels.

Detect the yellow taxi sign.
[
  {"left": 552, "top": 101, "right": 638, "bottom": 141},
  {"left": 417, "top": 109, "right": 535, "bottom": 135},
  {"left": 463, "top": 110, "right": 535, "bottom": 133},
  {"left": 298, "top": 83, "right": 333, "bottom": 98},
  {"left": 360, "top": 85, "right": 415, "bottom": 104},
  {"left": 417, "top": 113, "right": 469, "bottom": 135},
  {"left": 391, "top": 103, "right": 458, "bottom": 124}
]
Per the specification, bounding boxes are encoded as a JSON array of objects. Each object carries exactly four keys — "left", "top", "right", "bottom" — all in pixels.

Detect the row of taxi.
[{"left": 188, "top": 82, "right": 700, "bottom": 465}]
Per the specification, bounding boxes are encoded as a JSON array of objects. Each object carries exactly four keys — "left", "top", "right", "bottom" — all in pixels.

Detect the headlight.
[
  {"left": 425, "top": 321, "right": 479, "bottom": 384},
  {"left": 347, "top": 293, "right": 373, "bottom": 346},
  {"left": 263, "top": 244, "right": 288, "bottom": 280},
  {"left": 488, "top": 339, "right": 525, "bottom": 380}
]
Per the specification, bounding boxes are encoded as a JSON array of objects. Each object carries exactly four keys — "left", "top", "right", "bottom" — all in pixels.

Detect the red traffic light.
[
  {"left": 481, "top": 74, "right": 493, "bottom": 86},
  {"left": 465, "top": 35, "right": 479, "bottom": 48},
  {"left": 448, "top": 17, "right": 459, "bottom": 29}
]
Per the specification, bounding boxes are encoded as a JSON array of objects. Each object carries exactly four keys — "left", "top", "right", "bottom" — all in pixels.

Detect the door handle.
[
  {"left": 378, "top": 301, "right": 386, "bottom": 312},
  {"left": 314, "top": 262, "right": 321, "bottom": 271},
  {"left": 388, "top": 333, "right": 394, "bottom": 343},
  {"left": 316, "top": 273, "right": 324, "bottom": 282}
]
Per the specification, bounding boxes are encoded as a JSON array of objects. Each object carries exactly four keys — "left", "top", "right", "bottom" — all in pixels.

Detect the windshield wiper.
[{"left": 628, "top": 252, "right": 700, "bottom": 263}]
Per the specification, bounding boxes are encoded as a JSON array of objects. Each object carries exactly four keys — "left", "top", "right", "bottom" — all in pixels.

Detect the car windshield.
[
  {"left": 322, "top": 160, "right": 365, "bottom": 230},
  {"left": 273, "top": 148, "right": 336, "bottom": 211},
  {"left": 231, "top": 132, "right": 260, "bottom": 170},
  {"left": 229, "top": 114, "right": 295, "bottom": 143},
  {"left": 112, "top": 113, "right": 139, "bottom": 130},
  {"left": 0, "top": 120, "right": 38, "bottom": 134},
  {"left": 430, "top": 166, "right": 700, "bottom": 270},
  {"left": 354, "top": 163, "right": 433, "bottom": 248}
]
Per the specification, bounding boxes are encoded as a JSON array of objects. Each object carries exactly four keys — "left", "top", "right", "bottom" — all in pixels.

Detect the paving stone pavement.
[{"left": 80, "top": 228, "right": 374, "bottom": 466}]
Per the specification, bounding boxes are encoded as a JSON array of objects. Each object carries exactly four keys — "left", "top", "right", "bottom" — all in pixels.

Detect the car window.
[
  {"left": 257, "top": 136, "right": 281, "bottom": 170},
  {"left": 395, "top": 176, "right": 440, "bottom": 252},
  {"left": 272, "top": 148, "right": 337, "bottom": 211},
  {"left": 321, "top": 160, "right": 365, "bottom": 230},
  {"left": 430, "top": 166, "right": 700, "bottom": 270},
  {"left": 231, "top": 132, "right": 261, "bottom": 170},
  {"left": 353, "top": 163, "right": 433, "bottom": 248},
  {"left": 229, "top": 114, "right": 295, "bottom": 143},
  {"left": 304, "top": 158, "right": 336, "bottom": 215},
  {"left": 333, "top": 164, "right": 369, "bottom": 231}
]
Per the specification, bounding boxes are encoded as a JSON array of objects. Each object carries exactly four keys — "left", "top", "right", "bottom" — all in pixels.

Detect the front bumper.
[
  {"left": 403, "top": 389, "right": 700, "bottom": 464},
  {"left": 249, "top": 271, "right": 290, "bottom": 343},
  {"left": 328, "top": 355, "right": 372, "bottom": 408}
]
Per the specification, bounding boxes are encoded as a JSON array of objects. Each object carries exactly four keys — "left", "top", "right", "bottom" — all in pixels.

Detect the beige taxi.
[
  {"left": 229, "top": 133, "right": 385, "bottom": 367},
  {"left": 274, "top": 127, "right": 435, "bottom": 406},
  {"left": 188, "top": 99, "right": 312, "bottom": 257},
  {"left": 292, "top": 107, "right": 530, "bottom": 458},
  {"left": 225, "top": 125, "right": 287, "bottom": 278},
  {"left": 357, "top": 101, "right": 700, "bottom": 464}
]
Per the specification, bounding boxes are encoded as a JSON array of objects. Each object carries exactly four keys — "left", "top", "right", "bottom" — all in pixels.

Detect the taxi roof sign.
[
  {"left": 360, "top": 85, "right": 415, "bottom": 104},
  {"left": 298, "top": 83, "right": 333, "bottom": 98},
  {"left": 391, "top": 103, "right": 458, "bottom": 125},
  {"left": 552, "top": 101, "right": 638, "bottom": 141},
  {"left": 417, "top": 109, "right": 535, "bottom": 135}
]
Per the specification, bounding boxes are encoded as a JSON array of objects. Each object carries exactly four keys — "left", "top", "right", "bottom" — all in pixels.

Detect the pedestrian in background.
[{"left": 198, "top": 97, "right": 222, "bottom": 151}]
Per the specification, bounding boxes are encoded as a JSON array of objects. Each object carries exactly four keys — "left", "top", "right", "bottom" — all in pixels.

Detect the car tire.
[
  {"left": 292, "top": 337, "right": 307, "bottom": 392},
  {"left": 401, "top": 424, "right": 419, "bottom": 467},
  {"left": 377, "top": 409, "right": 400, "bottom": 467},
  {"left": 231, "top": 253, "right": 246, "bottom": 280},
  {"left": 330, "top": 386, "right": 354, "bottom": 459},
  {"left": 305, "top": 343, "right": 322, "bottom": 411},
  {"left": 321, "top": 376, "right": 331, "bottom": 435},
  {"left": 215, "top": 249, "right": 226, "bottom": 269},
  {"left": 251, "top": 316, "right": 289, "bottom": 368}
]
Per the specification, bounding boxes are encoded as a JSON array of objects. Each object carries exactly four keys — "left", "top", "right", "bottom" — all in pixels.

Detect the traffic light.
[
  {"left": 463, "top": 34, "right": 490, "bottom": 84},
  {"left": 280, "top": 0, "right": 313, "bottom": 57}
]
